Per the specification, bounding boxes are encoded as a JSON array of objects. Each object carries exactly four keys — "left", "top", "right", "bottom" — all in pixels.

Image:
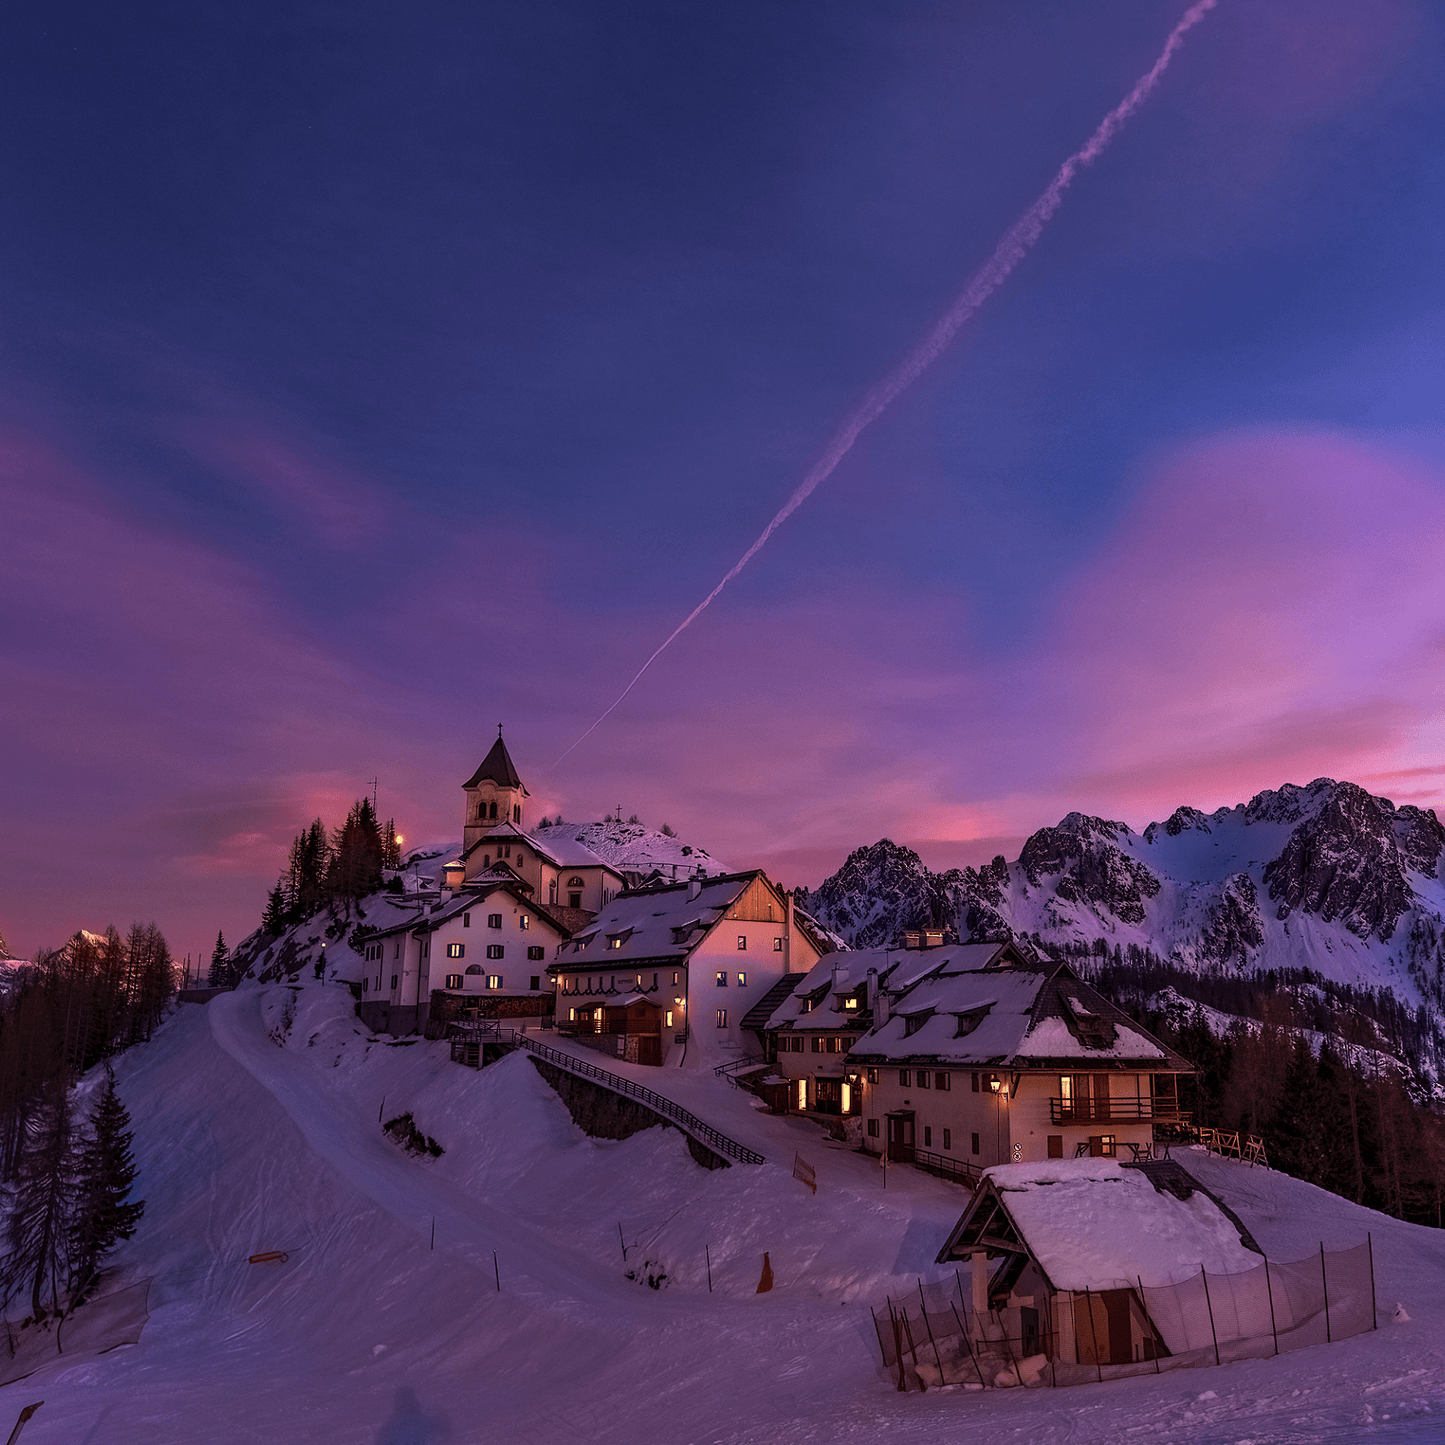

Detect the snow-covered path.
[{"left": 0, "top": 985, "right": 1443, "bottom": 1442}]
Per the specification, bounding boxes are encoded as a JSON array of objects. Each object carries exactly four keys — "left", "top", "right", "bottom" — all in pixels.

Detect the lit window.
[
  {"left": 447, "top": 943, "right": 464, "bottom": 959},
  {"left": 773, "top": 937, "right": 783, "bottom": 951},
  {"left": 520, "top": 914, "right": 529, "bottom": 929},
  {"left": 665, "top": 1010, "right": 674, "bottom": 1028},
  {"left": 866, "top": 1068, "right": 879, "bottom": 1084},
  {"left": 488, "top": 914, "right": 502, "bottom": 930},
  {"left": 609, "top": 938, "right": 622, "bottom": 949},
  {"left": 716, "top": 1009, "right": 728, "bottom": 1028},
  {"left": 445, "top": 973, "right": 462, "bottom": 990},
  {"left": 715, "top": 971, "right": 727, "bottom": 987},
  {"left": 843, "top": 998, "right": 858, "bottom": 1010},
  {"left": 737, "top": 972, "right": 746, "bottom": 987},
  {"left": 736, "top": 935, "right": 747, "bottom": 951},
  {"left": 487, "top": 974, "right": 503, "bottom": 990},
  {"left": 671, "top": 972, "right": 679, "bottom": 986},
  {"left": 486, "top": 945, "right": 504, "bottom": 960}
]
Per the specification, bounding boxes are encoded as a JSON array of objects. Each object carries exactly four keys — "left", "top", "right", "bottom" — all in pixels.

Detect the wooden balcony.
[{"left": 1049, "top": 1098, "right": 1192, "bottom": 1126}]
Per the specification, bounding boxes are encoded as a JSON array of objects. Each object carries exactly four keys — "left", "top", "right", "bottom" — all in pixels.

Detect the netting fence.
[{"left": 871, "top": 1239, "right": 1377, "bottom": 1392}]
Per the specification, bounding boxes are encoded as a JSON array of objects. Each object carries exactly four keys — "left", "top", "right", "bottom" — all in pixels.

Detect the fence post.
[
  {"left": 1082, "top": 1290, "right": 1103, "bottom": 1383},
  {"left": 1200, "top": 1267, "right": 1220, "bottom": 1367},
  {"left": 917, "top": 1280, "right": 947, "bottom": 1383},
  {"left": 950, "top": 1301, "right": 989, "bottom": 1388},
  {"left": 1319, "top": 1243, "right": 1331, "bottom": 1344},
  {"left": 705, "top": 1244, "right": 713, "bottom": 1293},
  {"left": 1139, "top": 1277, "right": 1160, "bottom": 1374},
  {"left": 1263, "top": 1258, "right": 1279, "bottom": 1356},
  {"left": 1367, "top": 1233, "right": 1377, "bottom": 1331},
  {"left": 901, "top": 1311, "right": 924, "bottom": 1390},
  {"left": 889, "top": 1303, "right": 907, "bottom": 1392},
  {"left": 618, "top": 1223, "right": 628, "bottom": 1263}
]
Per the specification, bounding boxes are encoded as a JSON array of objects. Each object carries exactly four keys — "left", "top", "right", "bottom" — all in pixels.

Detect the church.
[{"left": 355, "top": 734, "right": 827, "bottom": 1058}]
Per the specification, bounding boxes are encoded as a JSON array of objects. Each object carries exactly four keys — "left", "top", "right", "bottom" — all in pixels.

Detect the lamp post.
[{"left": 990, "top": 1074, "right": 1004, "bottom": 1165}]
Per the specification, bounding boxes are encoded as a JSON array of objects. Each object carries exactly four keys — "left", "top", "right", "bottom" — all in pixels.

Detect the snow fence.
[{"left": 872, "top": 1239, "right": 1378, "bottom": 1392}]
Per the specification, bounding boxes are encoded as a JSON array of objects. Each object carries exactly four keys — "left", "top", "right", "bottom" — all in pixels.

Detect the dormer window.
[
  {"left": 902, "top": 1010, "right": 934, "bottom": 1038},
  {"left": 954, "top": 1005, "right": 992, "bottom": 1039}
]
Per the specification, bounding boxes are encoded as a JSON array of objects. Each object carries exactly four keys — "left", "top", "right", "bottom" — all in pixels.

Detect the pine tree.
[
  {"left": 325, "top": 799, "right": 385, "bottom": 910},
  {"left": 68, "top": 1071, "right": 143, "bottom": 1301},
  {"left": 207, "top": 932, "right": 229, "bottom": 989},
  {"left": 261, "top": 886, "right": 287, "bottom": 937},
  {"left": 1, "top": 1075, "right": 77, "bottom": 1320},
  {"left": 382, "top": 818, "right": 401, "bottom": 870}
]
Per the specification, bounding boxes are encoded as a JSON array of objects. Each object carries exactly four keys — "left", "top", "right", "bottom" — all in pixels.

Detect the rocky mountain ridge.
[{"left": 798, "top": 779, "right": 1445, "bottom": 1024}]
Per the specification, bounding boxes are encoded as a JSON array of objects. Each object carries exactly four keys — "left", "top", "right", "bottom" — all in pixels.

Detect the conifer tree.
[
  {"left": 68, "top": 1070, "right": 143, "bottom": 1300},
  {"left": 261, "top": 885, "right": 287, "bottom": 937},
  {"left": 207, "top": 932, "right": 229, "bottom": 989},
  {"left": 382, "top": 818, "right": 401, "bottom": 870},
  {"left": 1, "top": 1075, "right": 77, "bottom": 1320}
]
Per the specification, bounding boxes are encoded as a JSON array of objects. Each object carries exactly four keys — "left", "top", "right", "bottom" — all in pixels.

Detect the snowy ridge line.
[{"left": 499, "top": 1031, "right": 766, "bottom": 1165}]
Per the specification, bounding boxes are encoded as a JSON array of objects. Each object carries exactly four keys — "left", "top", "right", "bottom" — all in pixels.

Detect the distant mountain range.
[{"left": 797, "top": 779, "right": 1445, "bottom": 1023}]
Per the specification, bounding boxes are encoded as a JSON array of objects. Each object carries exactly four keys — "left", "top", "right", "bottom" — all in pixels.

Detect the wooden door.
[{"left": 885, "top": 1113, "right": 915, "bottom": 1162}]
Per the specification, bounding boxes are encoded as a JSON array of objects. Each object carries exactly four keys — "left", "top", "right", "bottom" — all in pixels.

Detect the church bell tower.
[{"left": 462, "top": 729, "right": 529, "bottom": 855}]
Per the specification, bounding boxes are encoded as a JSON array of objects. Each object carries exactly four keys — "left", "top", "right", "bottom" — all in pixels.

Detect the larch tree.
[{"left": 1, "top": 1074, "right": 77, "bottom": 1321}]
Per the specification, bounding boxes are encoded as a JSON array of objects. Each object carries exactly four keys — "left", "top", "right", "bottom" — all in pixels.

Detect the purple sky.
[{"left": 4, "top": 0, "right": 1445, "bottom": 964}]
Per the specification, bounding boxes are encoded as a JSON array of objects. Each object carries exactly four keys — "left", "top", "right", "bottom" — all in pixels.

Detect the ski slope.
[{"left": 1, "top": 984, "right": 1444, "bottom": 1442}]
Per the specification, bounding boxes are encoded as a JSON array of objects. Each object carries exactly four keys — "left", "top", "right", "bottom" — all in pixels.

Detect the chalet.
[
  {"left": 356, "top": 880, "right": 570, "bottom": 1035},
  {"left": 759, "top": 941, "right": 1012, "bottom": 1118},
  {"left": 933, "top": 1158, "right": 1263, "bottom": 1370},
  {"left": 847, "top": 942, "right": 1192, "bottom": 1170},
  {"left": 549, "top": 871, "right": 826, "bottom": 1067}
]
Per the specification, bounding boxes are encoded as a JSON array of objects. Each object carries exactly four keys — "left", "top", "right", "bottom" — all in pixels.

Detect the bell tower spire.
[{"left": 462, "top": 729, "right": 529, "bottom": 855}]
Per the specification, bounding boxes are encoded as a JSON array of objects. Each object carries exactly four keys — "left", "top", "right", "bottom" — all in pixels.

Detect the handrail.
[
  {"left": 713, "top": 1055, "right": 766, "bottom": 1079},
  {"left": 911, "top": 1147, "right": 982, "bottom": 1188},
  {"left": 500, "top": 1031, "right": 766, "bottom": 1166}
]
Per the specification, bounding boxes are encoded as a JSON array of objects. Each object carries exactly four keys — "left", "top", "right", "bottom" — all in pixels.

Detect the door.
[
  {"left": 814, "top": 1079, "right": 842, "bottom": 1116},
  {"left": 885, "top": 1112, "right": 915, "bottom": 1162}
]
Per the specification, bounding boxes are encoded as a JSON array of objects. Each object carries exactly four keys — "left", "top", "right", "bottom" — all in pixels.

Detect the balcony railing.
[
  {"left": 557, "top": 1021, "right": 660, "bottom": 1040},
  {"left": 1049, "top": 1098, "right": 1192, "bottom": 1125}
]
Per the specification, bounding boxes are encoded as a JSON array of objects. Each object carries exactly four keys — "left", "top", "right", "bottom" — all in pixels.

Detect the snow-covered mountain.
[{"left": 800, "top": 779, "right": 1445, "bottom": 1017}]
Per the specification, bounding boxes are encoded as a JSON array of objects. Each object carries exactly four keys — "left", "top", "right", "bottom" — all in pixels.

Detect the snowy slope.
[
  {"left": 532, "top": 818, "right": 728, "bottom": 880},
  {"left": 3, "top": 980, "right": 1444, "bottom": 1442}
]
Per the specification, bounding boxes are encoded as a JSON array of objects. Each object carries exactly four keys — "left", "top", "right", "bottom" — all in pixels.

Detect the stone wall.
[{"left": 526, "top": 1057, "right": 728, "bottom": 1171}]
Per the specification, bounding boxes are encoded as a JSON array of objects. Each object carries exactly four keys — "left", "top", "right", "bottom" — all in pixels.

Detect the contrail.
[{"left": 556, "top": 0, "right": 1217, "bottom": 766}]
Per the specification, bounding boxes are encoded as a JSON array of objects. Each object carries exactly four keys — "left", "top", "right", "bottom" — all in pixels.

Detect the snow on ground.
[{"left": 3, "top": 981, "right": 1445, "bottom": 1442}]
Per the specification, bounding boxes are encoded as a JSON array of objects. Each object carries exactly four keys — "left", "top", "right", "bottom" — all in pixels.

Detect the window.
[
  {"left": 487, "top": 974, "right": 503, "bottom": 990},
  {"left": 530, "top": 976, "right": 540, "bottom": 990},
  {"left": 828, "top": 1037, "right": 843, "bottom": 1053},
  {"left": 923, "top": 1126, "right": 932, "bottom": 1148},
  {"left": 917, "top": 1070, "right": 930, "bottom": 1089},
  {"left": 672, "top": 972, "right": 679, "bottom": 986},
  {"left": 489, "top": 801, "right": 497, "bottom": 819},
  {"left": 773, "top": 937, "right": 783, "bottom": 951},
  {"left": 513, "top": 804, "right": 521, "bottom": 823},
  {"left": 789, "top": 1037, "right": 803, "bottom": 1052},
  {"left": 390, "top": 975, "right": 398, "bottom": 990},
  {"left": 736, "top": 935, "right": 747, "bottom": 950},
  {"left": 665, "top": 1010, "right": 674, "bottom": 1028},
  {"left": 445, "top": 973, "right": 462, "bottom": 990},
  {"left": 935, "top": 1072, "right": 950, "bottom": 1092},
  {"left": 715, "top": 971, "right": 728, "bottom": 987},
  {"left": 608, "top": 938, "right": 622, "bottom": 949},
  {"left": 899, "top": 1069, "right": 911, "bottom": 1086},
  {"left": 810, "top": 1037, "right": 822, "bottom": 1053},
  {"left": 866, "top": 1067, "right": 879, "bottom": 1084},
  {"left": 527, "top": 946, "right": 545, "bottom": 961},
  {"left": 867, "top": 1119, "right": 879, "bottom": 1138},
  {"left": 652, "top": 973, "right": 659, "bottom": 988},
  {"left": 465, "top": 965, "right": 482, "bottom": 975},
  {"left": 393, "top": 941, "right": 401, "bottom": 959},
  {"left": 1047, "top": 1136, "right": 1064, "bottom": 1159},
  {"left": 486, "top": 945, "right": 504, "bottom": 960},
  {"left": 716, "top": 1009, "right": 728, "bottom": 1028},
  {"left": 736, "top": 972, "right": 746, "bottom": 988},
  {"left": 375, "top": 976, "right": 381, "bottom": 991},
  {"left": 447, "top": 943, "right": 465, "bottom": 959},
  {"left": 488, "top": 914, "right": 502, "bottom": 930},
  {"left": 567, "top": 876, "right": 584, "bottom": 888},
  {"left": 971, "top": 1072, "right": 980, "bottom": 1093},
  {"left": 971, "top": 1133, "right": 980, "bottom": 1156},
  {"left": 463, "top": 912, "right": 471, "bottom": 928},
  {"left": 520, "top": 915, "right": 530, "bottom": 930},
  {"left": 942, "top": 1128, "right": 951, "bottom": 1151}
]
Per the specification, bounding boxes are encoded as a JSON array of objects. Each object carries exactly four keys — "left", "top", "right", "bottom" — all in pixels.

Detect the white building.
[{"left": 550, "top": 871, "right": 827, "bottom": 1068}]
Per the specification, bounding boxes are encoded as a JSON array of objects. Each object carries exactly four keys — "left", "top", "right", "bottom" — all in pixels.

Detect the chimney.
[
  {"left": 785, "top": 889, "right": 794, "bottom": 974},
  {"left": 687, "top": 876, "right": 702, "bottom": 902},
  {"left": 866, "top": 967, "right": 878, "bottom": 1011},
  {"left": 876, "top": 988, "right": 892, "bottom": 1027}
]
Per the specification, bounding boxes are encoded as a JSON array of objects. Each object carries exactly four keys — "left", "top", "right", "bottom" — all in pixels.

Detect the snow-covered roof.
[
  {"left": 549, "top": 873, "right": 762, "bottom": 969},
  {"left": 939, "top": 1159, "right": 1261, "bottom": 1291},
  {"left": 361, "top": 881, "right": 571, "bottom": 940},
  {"left": 462, "top": 821, "right": 623, "bottom": 875},
  {"left": 847, "top": 956, "right": 1181, "bottom": 1068}
]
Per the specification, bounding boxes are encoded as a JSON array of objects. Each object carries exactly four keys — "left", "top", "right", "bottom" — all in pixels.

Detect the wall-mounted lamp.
[{"left": 988, "top": 1075, "right": 1002, "bottom": 1093}]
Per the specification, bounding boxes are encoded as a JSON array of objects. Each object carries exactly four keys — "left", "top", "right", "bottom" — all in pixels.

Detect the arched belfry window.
[
  {"left": 489, "top": 801, "right": 498, "bottom": 820},
  {"left": 513, "top": 804, "right": 521, "bottom": 823}
]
